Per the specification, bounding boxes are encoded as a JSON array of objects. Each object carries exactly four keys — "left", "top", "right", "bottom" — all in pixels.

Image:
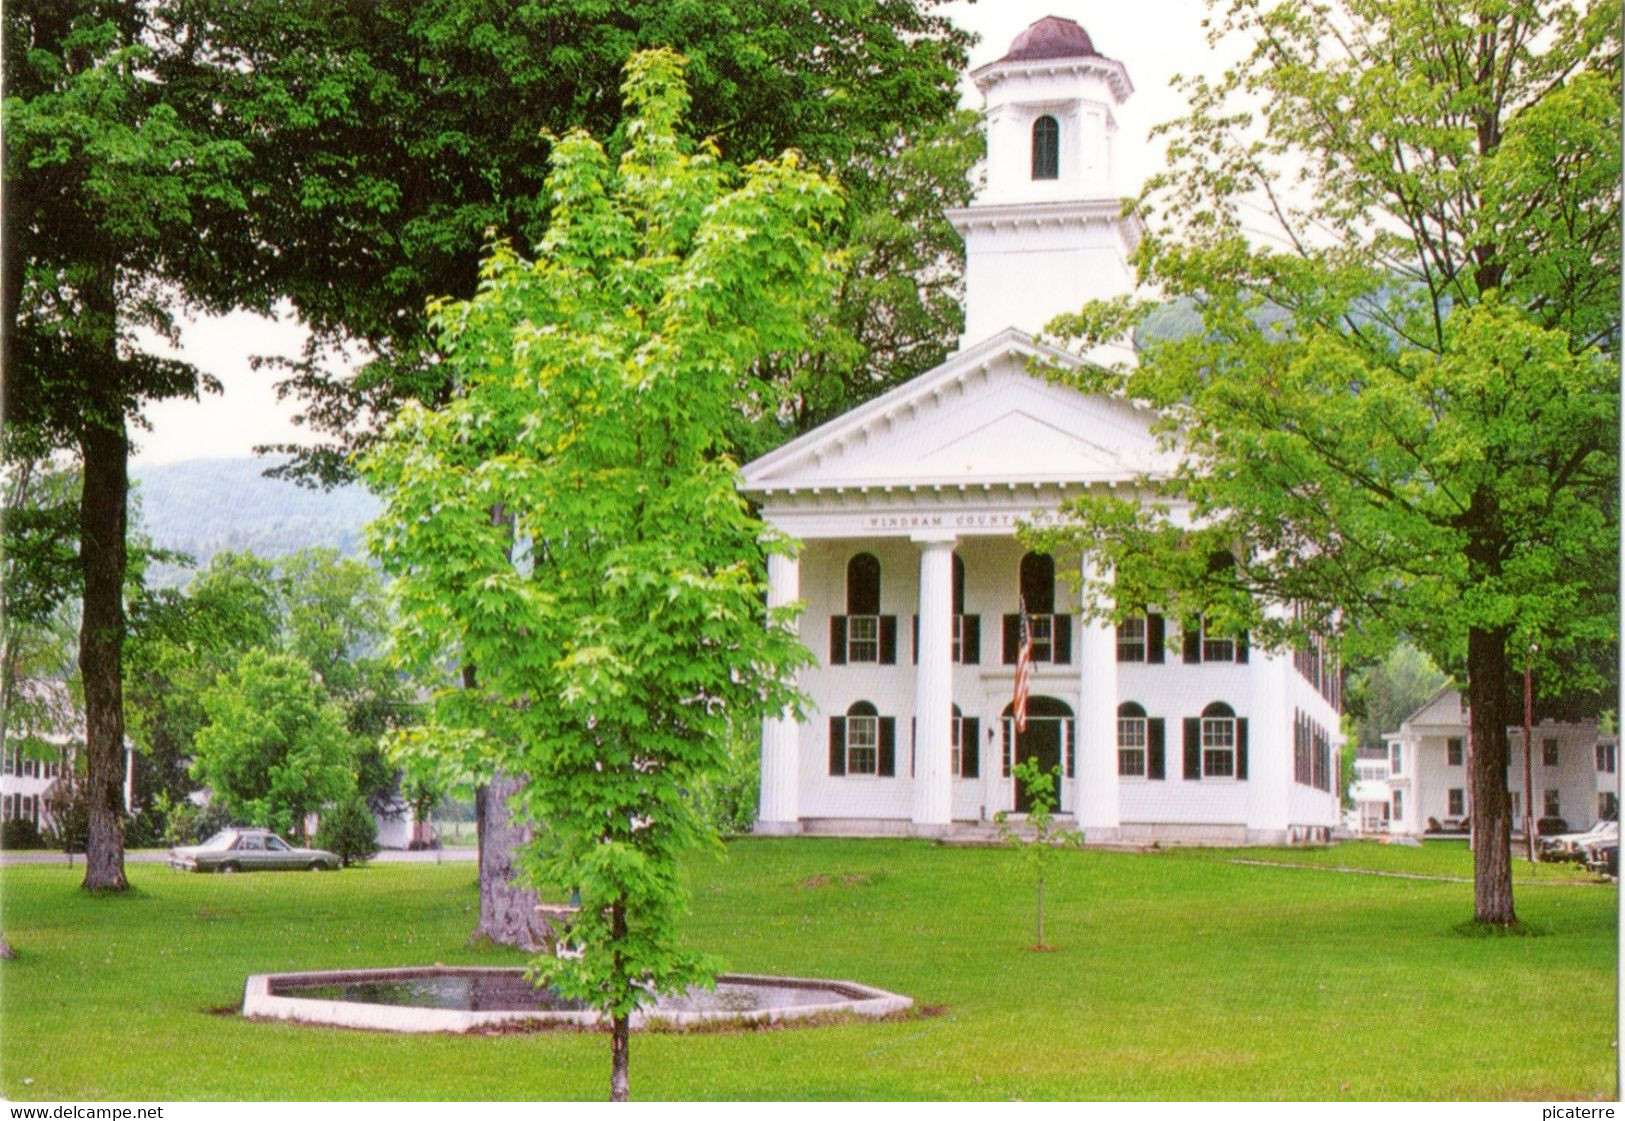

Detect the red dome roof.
[{"left": 999, "top": 16, "right": 1099, "bottom": 62}]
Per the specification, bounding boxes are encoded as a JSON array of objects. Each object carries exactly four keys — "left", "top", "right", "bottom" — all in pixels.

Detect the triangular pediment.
[{"left": 740, "top": 329, "right": 1167, "bottom": 493}]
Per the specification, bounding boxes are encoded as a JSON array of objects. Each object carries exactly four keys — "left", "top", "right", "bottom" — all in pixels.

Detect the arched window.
[
  {"left": 829, "top": 700, "right": 895, "bottom": 777},
  {"left": 1005, "top": 552, "right": 1070, "bottom": 664},
  {"left": 1118, "top": 702, "right": 1148, "bottom": 777},
  {"left": 833, "top": 553, "right": 895, "bottom": 664},
  {"left": 1201, "top": 701, "right": 1237, "bottom": 778},
  {"left": 1031, "top": 115, "right": 1060, "bottom": 180},
  {"left": 846, "top": 553, "right": 881, "bottom": 615}
]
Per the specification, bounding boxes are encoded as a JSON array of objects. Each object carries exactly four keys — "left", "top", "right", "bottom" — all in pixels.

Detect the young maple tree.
[
  {"left": 1035, "top": 0, "right": 1618, "bottom": 927},
  {"left": 362, "top": 50, "right": 835, "bottom": 1101}
]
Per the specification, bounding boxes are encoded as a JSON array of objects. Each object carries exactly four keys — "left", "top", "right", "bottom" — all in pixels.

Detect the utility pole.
[{"left": 1524, "top": 644, "right": 1539, "bottom": 863}]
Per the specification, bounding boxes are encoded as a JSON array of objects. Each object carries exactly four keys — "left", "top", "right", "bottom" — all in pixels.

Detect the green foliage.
[
  {"left": 0, "top": 819, "right": 46, "bottom": 851},
  {"left": 691, "top": 724, "right": 763, "bottom": 837},
  {"left": 995, "top": 759, "right": 1083, "bottom": 950},
  {"left": 364, "top": 50, "right": 837, "bottom": 1097},
  {"left": 1348, "top": 643, "right": 1449, "bottom": 754},
  {"left": 191, "top": 649, "right": 356, "bottom": 838},
  {"left": 125, "top": 546, "right": 415, "bottom": 819},
  {"left": 1034, "top": 0, "right": 1619, "bottom": 924},
  {"left": 189, "top": 1, "right": 973, "bottom": 486},
  {"left": 316, "top": 796, "right": 379, "bottom": 867}
]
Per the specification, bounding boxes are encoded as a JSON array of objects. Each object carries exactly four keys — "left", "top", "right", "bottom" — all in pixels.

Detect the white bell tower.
[{"left": 947, "top": 17, "right": 1138, "bottom": 348}]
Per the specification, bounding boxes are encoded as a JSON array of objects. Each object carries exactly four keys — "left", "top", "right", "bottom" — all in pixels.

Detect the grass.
[{"left": 0, "top": 839, "right": 1615, "bottom": 1101}]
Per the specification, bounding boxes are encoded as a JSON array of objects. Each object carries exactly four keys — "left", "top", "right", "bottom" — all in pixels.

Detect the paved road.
[{"left": 0, "top": 846, "right": 479, "bottom": 867}]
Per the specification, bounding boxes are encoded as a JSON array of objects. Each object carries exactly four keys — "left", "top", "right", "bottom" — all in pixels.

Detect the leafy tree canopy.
[
  {"left": 191, "top": 648, "right": 356, "bottom": 838},
  {"left": 362, "top": 50, "right": 835, "bottom": 1100},
  {"left": 201, "top": 0, "right": 977, "bottom": 483}
]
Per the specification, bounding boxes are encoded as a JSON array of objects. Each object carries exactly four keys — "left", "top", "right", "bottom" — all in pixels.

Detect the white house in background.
[
  {"left": 1383, "top": 686, "right": 1618, "bottom": 836},
  {"left": 1349, "top": 751, "right": 1393, "bottom": 835},
  {"left": 739, "top": 17, "right": 1344, "bottom": 845},
  {"left": 0, "top": 680, "right": 133, "bottom": 834}
]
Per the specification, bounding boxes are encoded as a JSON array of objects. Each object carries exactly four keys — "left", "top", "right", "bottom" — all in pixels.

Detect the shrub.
[
  {"left": 691, "top": 726, "right": 760, "bottom": 836},
  {"left": 317, "top": 797, "right": 378, "bottom": 867},
  {"left": 1, "top": 818, "right": 46, "bottom": 850},
  {"left": 1537, "top": 817, "right": 1569, "bottom": 836}
]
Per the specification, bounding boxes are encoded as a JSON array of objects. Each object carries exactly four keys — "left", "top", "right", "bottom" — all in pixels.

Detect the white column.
[
  {"left": 756, "top": 549, "right": 802, "bottom": 834},
  {"left": 1077, "top": 552, "right": 1120, "bottom": 840},
  {"left": 912, "top": 536, "right": 956, "bottom": 831}
]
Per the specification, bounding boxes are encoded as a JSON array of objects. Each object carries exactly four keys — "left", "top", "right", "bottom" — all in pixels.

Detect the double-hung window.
[
  {"left": 1202, "top": 710, "right": 1237, "bottom": 778},
  {"left": 1118, "top": 703, "right": 1148, "bottom": 777},
  {"left": 1117, "top": 617, "right": 1146, "bottom": 662},
  {"left": 1447, "top": 737, "right": 1464, "bottom": 766}
]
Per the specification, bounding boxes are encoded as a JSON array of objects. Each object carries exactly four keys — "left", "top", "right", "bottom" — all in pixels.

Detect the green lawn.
[{"left": 0, "top": 839, "right": 1615, "bottom": 1101}]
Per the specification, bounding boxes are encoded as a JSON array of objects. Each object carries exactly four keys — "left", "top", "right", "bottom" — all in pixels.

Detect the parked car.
[
  {"left": 167, "top": 828, "right": 341, "bottom": 873},
  {"left": 1539, "top": 819, "right": 1618, "bottom": 861}
]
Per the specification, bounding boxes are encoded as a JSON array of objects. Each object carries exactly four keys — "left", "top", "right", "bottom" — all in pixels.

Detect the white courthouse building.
[{"left": 741, "top": 17, "right": 1343, "bottom": 844}]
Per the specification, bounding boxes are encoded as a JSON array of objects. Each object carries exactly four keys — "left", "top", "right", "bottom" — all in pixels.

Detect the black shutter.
[
  {"left": 1236, "top": 631, "right": 1250, "bottom": 664},
  {"left": 910, "top": 718, "right": 916, "bottom": 777},
  {"left": 1003, "top": 614, "right": 1020, "bottom": 663},
  {"left": 1236, "top": 718, "right": 1249, "bottom": 779},
  {"left": 1065, "top": 719, "right": 1076, "bottom": 777},
  {"left": 1053, "top": 615, "right": 1073, "bottom": 664},
  {"left": 879, "top": 616, "right": 898, "bottom": 665},
  {"left": 962, "top": 718, "right": 980, "bottom": 778},
  {"left": 828, "top": 717, "right": 846, "bottom": 776},
  {"left": 962, "top": 615, "right": 981, "bottom": 664},
  {"left": 1184, "top": 717, "right": 1202, "bottom": 780},
  {"left": 1148, "top": 614, "right": 1166, "bottom": 664},
  {"left": 830, "top": 616, "right": 848, "bottom": 665},
  {"left": 878, "top": 717, "right": 896, "bottom": 777},
  {"left": 1183, "top": 627, "right": 1201, "bottom": 664},
  {"left": 911, "top": 615, "right": 919, "bottom": 665},
  {"left": 1148, "top": 718, "right": 1166, "bottom": 780}
]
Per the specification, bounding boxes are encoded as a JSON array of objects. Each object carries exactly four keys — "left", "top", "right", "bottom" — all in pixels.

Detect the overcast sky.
[{"left": 133, "top": 1, "right": 1217, "bottom": 466}]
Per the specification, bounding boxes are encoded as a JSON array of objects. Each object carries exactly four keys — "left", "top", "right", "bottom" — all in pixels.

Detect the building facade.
[
  {"left": 1383, "top": 686, "right": 1617, "bottom": 836},
  {"left": 739, "top": 18, "right": 1343, "bottom": 844}
]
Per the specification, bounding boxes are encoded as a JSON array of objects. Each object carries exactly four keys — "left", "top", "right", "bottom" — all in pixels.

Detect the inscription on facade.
[{"left": 864, "top": 510, "right": 1058, "bottom": 531}]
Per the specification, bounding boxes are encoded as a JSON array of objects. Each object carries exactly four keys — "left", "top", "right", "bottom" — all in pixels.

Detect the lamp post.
[{"left": 1524, "top": 643, "right": 1539, "bottom": 863}]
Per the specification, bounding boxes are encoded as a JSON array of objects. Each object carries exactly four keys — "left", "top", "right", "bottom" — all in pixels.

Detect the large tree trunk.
[
  {"left": 1466, "top": 624, "right": 1516, "bottom": 925},
  {"left": 78, "top": 368, "right": 129, "bottom": 892},
  {"left": 471, "top": 772, "right": 550, "bottom": 950}
]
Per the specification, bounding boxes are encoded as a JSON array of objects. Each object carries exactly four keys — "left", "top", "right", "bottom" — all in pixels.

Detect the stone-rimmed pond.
[{"left": 243, "top": 967, "right": 912, "bottom": 1033}]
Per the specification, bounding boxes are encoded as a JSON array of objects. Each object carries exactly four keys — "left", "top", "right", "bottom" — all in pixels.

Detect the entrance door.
[
  {"left": 1014, "top": 719, "right": 1063, "bottom": 812},
  {"left": 1001, "top": 696, "right": 1075, "bottom": 813}
]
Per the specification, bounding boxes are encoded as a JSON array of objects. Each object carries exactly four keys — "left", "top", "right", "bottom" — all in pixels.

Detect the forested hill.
[{"left": 131, "top": 457, "right": 379, "bottom": 587}]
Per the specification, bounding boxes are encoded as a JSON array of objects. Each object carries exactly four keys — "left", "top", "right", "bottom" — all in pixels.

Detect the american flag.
[{"left": 1012, "top": 596, "right": 1033, "bottom": 733}]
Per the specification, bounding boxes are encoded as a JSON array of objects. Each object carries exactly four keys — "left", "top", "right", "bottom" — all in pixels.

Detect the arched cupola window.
[{"left": 1031, "top": 115, "right": 1060, "bottom": 180}]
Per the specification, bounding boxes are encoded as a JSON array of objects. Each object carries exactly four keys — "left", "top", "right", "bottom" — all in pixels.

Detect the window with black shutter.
[
  {"left": 1117, "top": 702, "right": 1148, "bottom": 776},
  {"left": 835, "top": 553, "right": 896, "bottom": 664}
]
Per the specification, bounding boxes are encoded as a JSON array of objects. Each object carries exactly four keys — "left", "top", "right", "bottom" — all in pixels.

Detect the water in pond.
[{"left": 270, "top": 972, "right": 852, "bottom": 1014}]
